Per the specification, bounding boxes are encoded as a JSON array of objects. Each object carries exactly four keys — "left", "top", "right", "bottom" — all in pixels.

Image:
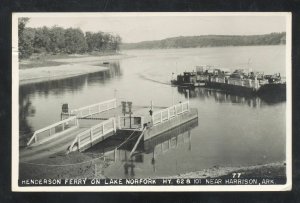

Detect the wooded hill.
[
  {"left": 18, "top": 18, "right": 122, "bottom": 59},
  {"left": 121, "top": 33, "right": 286, "bottom": 50}
]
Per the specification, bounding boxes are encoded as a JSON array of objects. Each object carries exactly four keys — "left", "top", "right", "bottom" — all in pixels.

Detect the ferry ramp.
[{"left": 19, "top": 118, "right": 107, "bottom": 162}]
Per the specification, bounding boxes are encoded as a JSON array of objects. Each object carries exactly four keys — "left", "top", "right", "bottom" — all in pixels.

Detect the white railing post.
[
  {"left": 90, "top": 128, "right": 93, "bottom": 143},
  {"left": 34, "top": 134, "right": 37, "bottom": 143},
  {"left": 102, "top": 123, "right": 105, "bottom": 134},
  {"left": 167, "top": 108, "right": 170, "bottom": 120},
  {"left": 113, "top": 118, "right": 116, "bottom": 132},
  {"left": 78, "top": 137, "right": 81, "bottom": 150},
  {"left": 69, "top": 137, "right": 77, "bottom": 152}
]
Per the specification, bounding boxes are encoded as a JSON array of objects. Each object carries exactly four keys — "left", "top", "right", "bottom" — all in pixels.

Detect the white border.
[{"left": 12, "top": 12, "right": 292, "bottom": 192}]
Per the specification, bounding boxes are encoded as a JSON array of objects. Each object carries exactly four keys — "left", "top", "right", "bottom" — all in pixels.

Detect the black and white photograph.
[{"left": 11, "top": 12, "right": 292, "bottom": 191}]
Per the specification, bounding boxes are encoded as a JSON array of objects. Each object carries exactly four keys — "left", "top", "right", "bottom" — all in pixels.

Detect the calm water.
[{"left": 19, "top": 46, "right": 286, "bottom": 178}]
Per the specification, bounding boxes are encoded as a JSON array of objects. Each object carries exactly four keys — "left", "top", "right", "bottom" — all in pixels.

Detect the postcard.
[{"left": 12, "top": 12, "right": 292, "bottom": 191}]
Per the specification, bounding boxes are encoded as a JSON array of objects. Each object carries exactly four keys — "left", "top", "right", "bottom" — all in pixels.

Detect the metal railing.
[
  {"left": 118, "top": 116, "right": 144, "bottom": 130},
  {"left": 152, "top": 101, "right": 189, "bottom": 126},
  {"left": 70, "top": 99, "right": 117, "bottom": 118},
  {"left": 27, "top": 116, "right": 78, "bottom": 146},
  {"left": 69, "top": 117, "right": 116, "bottom": 151}
]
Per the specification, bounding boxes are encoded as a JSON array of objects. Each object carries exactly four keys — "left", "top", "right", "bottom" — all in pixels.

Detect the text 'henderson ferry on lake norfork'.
[{"left": 171, "top": 65, "right": 286, "bottom": 97}]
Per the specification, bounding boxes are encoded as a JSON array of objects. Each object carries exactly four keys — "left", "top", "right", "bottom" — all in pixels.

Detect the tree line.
[
  {"left": 121, "top": 33, "right": 286, "bottom": 50},
  {"left": 18, "top": 18, "right": 122, "bottom": 59}
]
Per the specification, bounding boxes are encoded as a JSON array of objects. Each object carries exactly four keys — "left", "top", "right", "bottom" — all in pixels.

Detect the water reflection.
[
  {"left": 19, "top": 62, "right": 121, "bottom": 140},
  {"left": 88, "top": 118, "right": 198, "bottom": 178},
  {"left": 19, "top": 92, "right": 36, "bottom": 140},
  {"left": 142, "top": 119, "right": 197, "bottom": 174},
  {"left": 177, "top": 86, "right": 285, "bottom": 108},
  {"left": 87, "top": 62, "right": 122, "bottom": 86},
  {"left": 20, "top": 62, "right": 122, "bottom": 97}
]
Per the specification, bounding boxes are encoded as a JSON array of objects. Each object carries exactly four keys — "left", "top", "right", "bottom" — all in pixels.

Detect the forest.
[
  {"left": 18, "top": 18, "right": 122, "bottom": 59},
  {"left": 121, "top": 33, "right": 286, "bottom": 50}
]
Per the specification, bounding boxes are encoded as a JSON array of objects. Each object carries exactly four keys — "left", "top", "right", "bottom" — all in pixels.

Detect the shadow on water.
[
  {"left": 19, "top": 62, "right": 122, "bottom": 144},
  {"left": 86, "top": 118, "right": 198, "bottom": 178},
  {"left": 177, "top": 86, "right": 285, "bottom": 108}
]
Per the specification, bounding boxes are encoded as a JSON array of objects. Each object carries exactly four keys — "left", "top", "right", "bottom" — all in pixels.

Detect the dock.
[{"left": 20, "top": 98, "right": 198, "bottom": 162}]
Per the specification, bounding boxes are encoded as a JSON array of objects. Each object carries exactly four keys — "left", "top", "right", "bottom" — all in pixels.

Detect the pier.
[{"left": 20, "top": 98, "right": 198, "bottom": 162}]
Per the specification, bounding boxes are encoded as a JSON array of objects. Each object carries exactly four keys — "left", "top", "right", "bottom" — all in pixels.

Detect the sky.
[{"left": 25, "top": 13, "right": 287, "bottom": 43}]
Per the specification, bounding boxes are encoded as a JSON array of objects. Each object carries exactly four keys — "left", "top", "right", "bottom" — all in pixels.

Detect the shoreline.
[
  {"left": 19, "top": 149, "right": 285, "bottom": 180},
  {"left": 162, "top": 162, "right": 286, "bottom": 179},
  {"left": 19, "top": 54, "right": 132, "bottom": 85},
  {"left": 19, "top": 64, "right": 109, "bottom": 86}
]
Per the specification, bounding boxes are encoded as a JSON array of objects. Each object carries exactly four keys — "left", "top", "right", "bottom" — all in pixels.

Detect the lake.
[{"left": 19, "top": 45, "right": 286, "bottom": 178}]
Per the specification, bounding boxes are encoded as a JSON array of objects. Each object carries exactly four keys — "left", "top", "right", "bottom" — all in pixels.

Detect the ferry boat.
[{"left": 171, "top": 65, "right": 286, "bottom": 97}]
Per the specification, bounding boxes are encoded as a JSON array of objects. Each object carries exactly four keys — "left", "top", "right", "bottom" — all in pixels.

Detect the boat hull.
[{"left": 206, "top": 81, "right": 256, "bottom": 96}]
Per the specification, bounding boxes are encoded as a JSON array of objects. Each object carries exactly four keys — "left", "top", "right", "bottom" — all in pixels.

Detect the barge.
[{"left": 171, "top": 65, "right": 286, "bottom": 97}]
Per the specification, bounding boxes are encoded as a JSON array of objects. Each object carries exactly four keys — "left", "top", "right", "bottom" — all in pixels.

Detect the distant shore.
[
  {"left": 121, "top": 33, "right": 286, "bottom": 50},
  {"left": 19, "top": 54, "right": 131, "bottom": 85}
]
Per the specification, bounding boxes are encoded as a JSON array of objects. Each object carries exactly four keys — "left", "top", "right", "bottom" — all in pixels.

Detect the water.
[{"left": 19, "top": 45, "right": 286, "bottom": 178}]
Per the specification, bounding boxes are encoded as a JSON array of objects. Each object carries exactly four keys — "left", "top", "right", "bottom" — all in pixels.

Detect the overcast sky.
[{"left": 26, "top": 14, "right": 287, "bottom": 43}]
